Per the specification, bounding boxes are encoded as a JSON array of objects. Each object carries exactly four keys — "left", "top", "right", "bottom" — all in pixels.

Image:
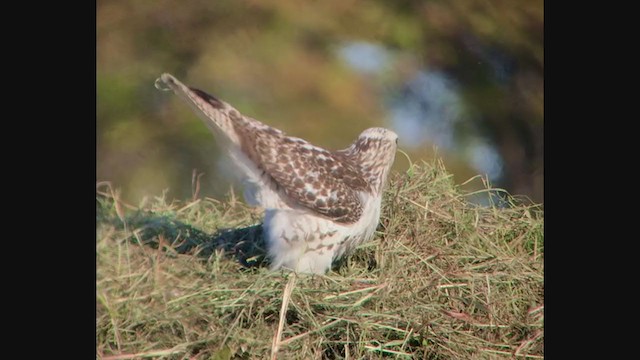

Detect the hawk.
[{"left": 156, "top": 73, "right": 398, "bottom": 274}]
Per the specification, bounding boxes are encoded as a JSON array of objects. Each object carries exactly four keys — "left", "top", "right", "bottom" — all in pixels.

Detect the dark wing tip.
[{"left": 189, "top": 87, "right": 225, "bottom": 109}]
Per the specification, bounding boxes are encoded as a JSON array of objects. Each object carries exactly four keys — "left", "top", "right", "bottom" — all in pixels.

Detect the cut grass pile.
[{"left": 96, "top": 159, "right": 543, "bottom": 359}]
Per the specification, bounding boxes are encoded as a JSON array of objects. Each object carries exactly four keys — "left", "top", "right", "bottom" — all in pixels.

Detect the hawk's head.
[
  {"left": 341, "top": 127, "right": 398, "bottom": 194},
  {"left": 356, "top": 127, "right": 398, "bottom": 146}
]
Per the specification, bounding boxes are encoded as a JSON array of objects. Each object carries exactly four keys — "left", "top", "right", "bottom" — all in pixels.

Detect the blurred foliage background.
[{"left": 97, "top": 0, "right": 543, "bottom": 206}]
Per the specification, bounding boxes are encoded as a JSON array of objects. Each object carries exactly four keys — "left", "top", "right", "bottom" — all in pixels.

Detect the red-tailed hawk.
[{"left": 156, "top": 73, "right": 397, "bottom": 274}]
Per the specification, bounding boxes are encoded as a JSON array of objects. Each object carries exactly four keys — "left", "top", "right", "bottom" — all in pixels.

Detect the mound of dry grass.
[{"left": 96, "top": 159, "right": 543, "bottom": 359}]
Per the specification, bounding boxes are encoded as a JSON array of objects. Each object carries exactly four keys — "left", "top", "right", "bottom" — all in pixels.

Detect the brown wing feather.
[
  {"left": 230, "top": 112, "right": 368, "bottom": 224},
  {"left": 164, "top": 77, "right": 369, "bottom": 224}
]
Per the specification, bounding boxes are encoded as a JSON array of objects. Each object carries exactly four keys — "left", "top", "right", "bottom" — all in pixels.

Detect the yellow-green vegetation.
[
  {"left": 98, "top": 0, "right": 543, "bottom": 204},
  {"left": 97, "top": 160, "right": 543, "bottom": 359}
]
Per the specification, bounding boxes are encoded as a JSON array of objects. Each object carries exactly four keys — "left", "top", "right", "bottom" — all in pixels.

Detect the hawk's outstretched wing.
[
  {"left": 158, "top": 73, "right": 368, "bottom": 224},
  {"left": 235, "top": 118, "right": 369, "bottom": 224}
]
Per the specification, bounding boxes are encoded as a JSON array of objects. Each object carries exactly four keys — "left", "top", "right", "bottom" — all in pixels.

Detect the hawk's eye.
[{"left": 395, "top": 138, "right": 398, "bottom": 144}]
